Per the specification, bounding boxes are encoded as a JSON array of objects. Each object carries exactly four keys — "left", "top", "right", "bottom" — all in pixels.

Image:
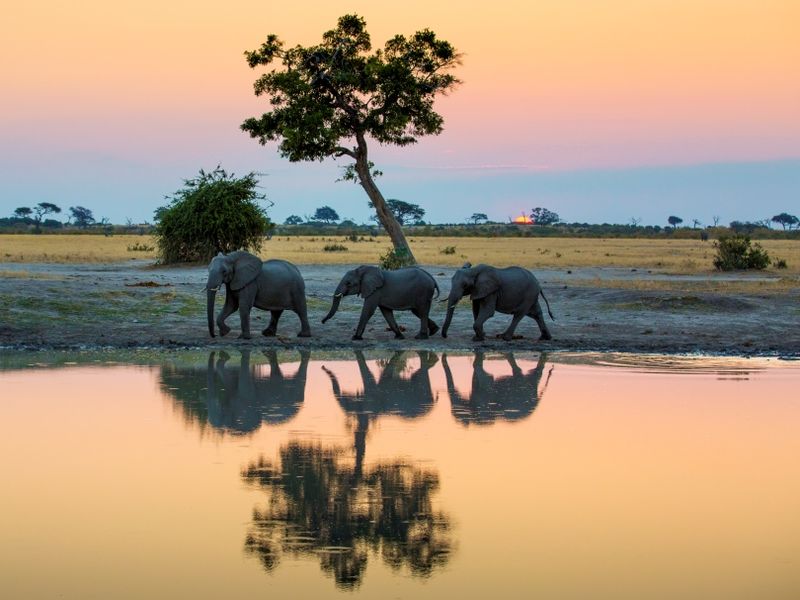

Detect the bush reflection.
[{"left": 242, "top": 441, "right": 452, "bottom": 589}]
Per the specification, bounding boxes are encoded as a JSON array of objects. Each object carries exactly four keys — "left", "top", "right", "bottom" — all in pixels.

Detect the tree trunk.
[{"left": 354, "top": 134, "right": 416, "bottom": 264}]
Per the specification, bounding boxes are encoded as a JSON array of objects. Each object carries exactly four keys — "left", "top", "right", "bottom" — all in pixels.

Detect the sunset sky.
[{"left": 1, "top": 0, "right": 798, "bottom": 225}]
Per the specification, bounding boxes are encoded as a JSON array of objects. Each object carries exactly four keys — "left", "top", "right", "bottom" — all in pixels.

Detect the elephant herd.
[{"left": 205, "top": 251, "right": 554, "bottom": 342}]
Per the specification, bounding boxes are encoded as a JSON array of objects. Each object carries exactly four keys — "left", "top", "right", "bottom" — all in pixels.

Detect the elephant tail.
[
  {"left": 433, "top": 279, "right": 440, "bottom": 299},
  {"left": 540, "top": 289, "right": 555, "bottom": 321}
]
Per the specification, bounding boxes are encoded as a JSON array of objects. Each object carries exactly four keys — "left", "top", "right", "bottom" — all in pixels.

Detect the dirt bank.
[{"left": 1, "top": 261, "right": 798, "bottom": 357}]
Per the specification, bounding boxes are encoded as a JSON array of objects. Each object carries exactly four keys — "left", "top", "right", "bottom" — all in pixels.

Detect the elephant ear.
[
  {"left": 231, "top": 252, "right": 263, "bottom": 291},
  {"left": 471, "top": 268, "right": 500, "bottom": 300},
  {"left": 359, "top": 266, "right": 385, "bottom": 298}
]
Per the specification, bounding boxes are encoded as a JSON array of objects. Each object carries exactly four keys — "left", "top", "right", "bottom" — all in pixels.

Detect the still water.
[{"left": 1, "top": 350, "right": 798, "bottom": 599}]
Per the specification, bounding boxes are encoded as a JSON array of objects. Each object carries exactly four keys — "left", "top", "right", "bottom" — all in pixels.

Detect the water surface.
[{"left": 1, "top": 351, "right": 798, "bottom": 599}]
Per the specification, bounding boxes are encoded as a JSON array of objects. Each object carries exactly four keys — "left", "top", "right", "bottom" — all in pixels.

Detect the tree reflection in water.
[
  {"left": 442, "top": 352, "right": 553, "bottom": 425},
  {"left": 242, "top": 441, "right": 452, "bottom": 589},
  {"left": 159, "top": 350, "right": 309, "bottom": 434}
]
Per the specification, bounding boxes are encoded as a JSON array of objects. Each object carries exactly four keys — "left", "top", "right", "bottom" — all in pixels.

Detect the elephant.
[
  {"left": 441, "top": 262, "right": 554, "bottom": 341},
  {"left": 441, "top": 352, "right": 553, "bottom": 425},
  {"left": 159, "top": 349, "right": 310, "bottom": 434},
  {"left": 321, "top": 265, "right": 440, "bottom": 340},
  {"left": 205, "top": 251, "right": 311, "bottom": 339}
]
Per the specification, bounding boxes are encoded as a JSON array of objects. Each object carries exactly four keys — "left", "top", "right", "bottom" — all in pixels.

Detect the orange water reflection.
[{"left": 0, "top": 352, "right": 798, "bottom": 598}]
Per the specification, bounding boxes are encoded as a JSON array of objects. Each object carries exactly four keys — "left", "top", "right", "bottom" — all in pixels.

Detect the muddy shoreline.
[{"left": 1, "top": 261, "right": 798, "bottom": 358}]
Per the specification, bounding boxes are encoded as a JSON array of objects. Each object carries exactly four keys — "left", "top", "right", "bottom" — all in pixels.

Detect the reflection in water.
[
  {"left": 242, "top": 441, "right": 453, "bottom": 589},
  {"left": 159, "top": 350, "right": 309, "bottom": 434},
  {"left": 443, "top": 352, "right": 553, "bottom": 425},
  {"left": 323, "top": 351, "right": 438, "bottom": 475}
]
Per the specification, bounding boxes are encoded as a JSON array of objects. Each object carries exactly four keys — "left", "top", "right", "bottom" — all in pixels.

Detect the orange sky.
[{"left": 1, "top": 0, "right": 798, "bottom": 223}]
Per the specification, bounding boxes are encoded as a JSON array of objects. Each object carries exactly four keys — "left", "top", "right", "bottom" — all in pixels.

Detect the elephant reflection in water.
[
  {"left": 321, "top": 350, "right": 438, "bottom": 475},
  {"left": 442, "top": 352, "right": 553, "bottom": 425},
  {"left": 159, "top": 349, "right": 309, "bottom": 434},
  {"left": 242, "top": 440, "right": 452, "bottom": 589}
]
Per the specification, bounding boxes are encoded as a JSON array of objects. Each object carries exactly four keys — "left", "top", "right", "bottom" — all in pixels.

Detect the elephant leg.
[
  {"left": 353, "top": 301, "right": 378, "bottom": 340},
  {"left": 294, "top": 294, "right": 312, "bottom": 337},
  {"left": 237, "top": 287, "right": 256, "bottom": 339},
  {"left": 500, "top": 312, "right": 525, "bottom": 341},
  {"left": 380, "top": 307, "right": 405, "bottom": 339},
  {"left": 411, "top": 304, "right": 431, "bottom": 339},
  {"left": 472, "top": 297, "right": 496, "bottom": 342},
  {"left": 472, "top": 299, "right": 480, "bottom": 320},
  {"left": 262, "top": 310, "right": 283, "bottom": 336},
  {"left": 529, "top": 300, "right": 553, "bottom": 340},
  {"left": 216, "top": 293, "right": 238, "bottom": 337},
  {"left": 412, "top": 308, "right": 439, "bottom": 337}
]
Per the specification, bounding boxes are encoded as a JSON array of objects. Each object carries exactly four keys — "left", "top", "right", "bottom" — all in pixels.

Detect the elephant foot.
[
  {"left": 352, "top": 334, "right": 363, "bottom": 341},
  {"left": 297, "top": 331, "right": 312, "bottom": 338},
  {"left": 471, "top": 334, "right": 485, "bottom": 342},
  {"left": 539, "top": 332, "right": 553, "bottom": 341},
  {"left": 415, "top": 333, "right": 429, "bottom": 340},
  {"left": 498, "top": 333, "right": 523, "bottom": 341},
  {"left": 261, "top": 329, "right": 277, "bottom": 337},
  {"left": 238, "top": 333, "right": 252, "bottom": 340},
  {"left": 428, "top": 323, "right": 440, "bottom": 335},
  {"left": 218, "top": 323, "right": 231, "bottom": 336},
  {"left": 394, "top": 333, "right": 405, "bottom": 339}
]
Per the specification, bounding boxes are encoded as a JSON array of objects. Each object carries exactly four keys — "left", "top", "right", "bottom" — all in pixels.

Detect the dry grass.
[
  {"left": 578, "top": 278, "right": 800, "bottom": 294},
  {"left": 1, "top": 234, "right": 798, "bottom": 275}
]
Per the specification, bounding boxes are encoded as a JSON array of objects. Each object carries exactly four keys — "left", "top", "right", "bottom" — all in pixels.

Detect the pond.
[{"left": 1, "top": 350, "right": 798, "bottom": 599}]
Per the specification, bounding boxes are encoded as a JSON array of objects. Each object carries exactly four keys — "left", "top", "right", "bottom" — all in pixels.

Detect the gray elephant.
[
  {"left": 205, "top": 251, "right": 311, "bottom": 339},
  {"left": 321, "top": 266, "right": 440, "bottom": 340},
  {"left": 441, "top": 262, "right": 554, "bottom": 341}
]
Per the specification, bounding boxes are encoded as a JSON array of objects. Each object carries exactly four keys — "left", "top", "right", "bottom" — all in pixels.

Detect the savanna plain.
[{"left": 1, "top": 234, "right": 798, "bottom": 355}]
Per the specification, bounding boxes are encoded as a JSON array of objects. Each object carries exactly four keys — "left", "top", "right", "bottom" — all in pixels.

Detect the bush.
[
  {"left": 323, "top": 244, "right": 348, "bottom": 252},
  {"left": 379, "top": 247, "right": 415, "bottom": 270},
  {"left": 127, "top": 242, "right": 154, "bottom": 252},
  {"left": 773, "top": 257, "right": 788, "bottom": 269},
  {"left": 153, "top": 167, "right": 273, "bottom": 263},
  {"left": 713, "top": 235, "right": 770, "bottom": 270},
  {"left": 439, "top": 245, "right": 456, "bottom": 255}
]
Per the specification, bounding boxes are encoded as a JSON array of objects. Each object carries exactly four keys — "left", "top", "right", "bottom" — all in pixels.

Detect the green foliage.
[
  {"left": 667, "top": 215, "right": 683, "bottom": 228},
  {"left": 314, "top": 206, "right": 340, "bottom": 223},
  {"left": 440, "top": 245, "right": 456, "bottom": 255},
  {"left": 323, "top": 243, "right": 348, "bottom": 252},
  {"left": 153, "top": 167, "right": 273, "bottom": 264},
  {"left": 713, "top": 235, "right": 770, "bottom": 271},
  {"left": 379, "top": 246, "right": 415, "bottom": 270},
  {"left": 530, "top": 207, "right": 560, "bottom": 226},
  {"left": 127, "top": 242, "right": 154, "bottom": 252},
  {"left": 284, "top": 215, "right": 303, "bottom": 225},
  {"left": 773, "top": 257, "right": 788, "bottom": 269},
  {"left": 69, "top": 206, "right": 95, "bottom": 229},
  {"left": 771, "top": 212, "right": 798, "bottom": 230},
  {"left": 468, "top": 213, "right": 488, "bottom": 225}
]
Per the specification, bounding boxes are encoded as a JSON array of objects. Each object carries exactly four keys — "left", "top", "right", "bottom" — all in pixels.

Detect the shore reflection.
[
  {"left": 159, "top": 349, "right": 309, "bottom": 434},
  {"left": 242, "top": 441, "right": 453, "bottom": 589},
  {"left": 443, "top": 352, "right": 553, "bottom": 425}
]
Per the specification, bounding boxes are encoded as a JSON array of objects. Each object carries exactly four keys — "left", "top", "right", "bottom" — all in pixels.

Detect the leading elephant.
[
  {"left": 441, "top": 262, "right": 554, "bottom": 341},
  {"left": 205, "top": 251, "right": 311, "bottom": 339}
]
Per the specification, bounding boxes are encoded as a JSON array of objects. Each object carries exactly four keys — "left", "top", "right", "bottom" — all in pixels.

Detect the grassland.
[{"left": 1, "top": 234, "right": 798, "bottom": 274}]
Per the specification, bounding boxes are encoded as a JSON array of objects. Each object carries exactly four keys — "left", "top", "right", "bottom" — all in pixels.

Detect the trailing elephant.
[
  {"left": 205, "top": 251, "right": 311, "bottom": 339},
  {"left": 321, "top": 265, "right": 440, "bottom": 340},
  {"left": 441, "top": 262, "right": 554, "bottom": 341}
]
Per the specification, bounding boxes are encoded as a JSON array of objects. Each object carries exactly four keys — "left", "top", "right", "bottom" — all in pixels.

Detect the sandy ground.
[{"left": 1, "top": 260, "right": 798, "bottom": 357}]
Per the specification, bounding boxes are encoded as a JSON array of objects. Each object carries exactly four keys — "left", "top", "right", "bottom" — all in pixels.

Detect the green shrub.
[
  {"left": 439, "top": 245, "right": 456, "bottom": 255},
  {"left": 379, "top": 247, "right": 415, "bottom": 270},
  {"left": 153, "top": 167, "right": 273, "bottom": 264},
  {"left": 713, "top": 235, "right": 770, "bottom": 270},
  {"left": 323, "top": 243, "right": 348, "bottom": 252},
  {"left": 127, "top": 242, "right": 154, "bottom": 252},
  {"left": 773, "top": 257, "right": 788, "bottom": 269}
]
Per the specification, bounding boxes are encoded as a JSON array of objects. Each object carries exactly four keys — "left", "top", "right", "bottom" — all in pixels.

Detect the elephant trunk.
[
  {"left": 321, "top": 293, "right": 343, "bottom": 324},
  {"left": 207, "top": 289, "right": 217, "bottom": 337}
]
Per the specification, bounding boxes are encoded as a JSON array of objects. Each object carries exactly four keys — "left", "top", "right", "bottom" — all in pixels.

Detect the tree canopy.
[
  {"left": 771, "top": 212, "right": 798, "bottom": 230},
  {"left": 469, "top": 213, "right": 488, "bottom": 225},
  {"left": 369, "top": 199, "right": 425, "bottom": 225},
  {"left": 153, "top": 167, "right": 273, "bottom": 264},
  {"left": 69, "top": 206, "right": 96, "bottom": 228},
  {"left": 314, "top": 206, "right": 340, "bottom": 223},
  {"left": 242, "top": 14, "right": 460, "bottom": 264},
  {"left": 530, "top": 207, "right": 560, "bottom": 226},
  {"left": 284, "top": 215, "right": 304, "bottom": 225},
  {"left": 668, "top": 215, "right": 683, "bottom": 228}
]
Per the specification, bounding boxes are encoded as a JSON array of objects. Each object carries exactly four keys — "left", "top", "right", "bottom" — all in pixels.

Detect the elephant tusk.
[
  {"left": 207, "top": 286, "right": 220, "bottom": 292},
  {"left": 334, "top": 293, "right": 343, "bottom": 298}
]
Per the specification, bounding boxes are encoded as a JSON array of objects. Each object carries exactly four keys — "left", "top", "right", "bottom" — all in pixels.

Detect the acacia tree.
[
  {"left": 314, "top": 206, "right": 340, "bottom": 223},
  {"left": 69, "top": 206, "right": 96, "bottom": 229},
  {"left": 242, "top": 14, "right": 460, "bottom": 265},
  {"left": 771, "top": 212, "right": 798, "bottom": 230},
  {"left": 530, "top": 207, "right": 560, "bottom": 225},
  {"left": 369, "top": 199, "right": 425, "bottom": 225},
  {"left": 667, "top": 215, "right": 683, "bottom": 228},
  {"left": 468, "top": 213, "right": 488, "bottom": 225}
]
